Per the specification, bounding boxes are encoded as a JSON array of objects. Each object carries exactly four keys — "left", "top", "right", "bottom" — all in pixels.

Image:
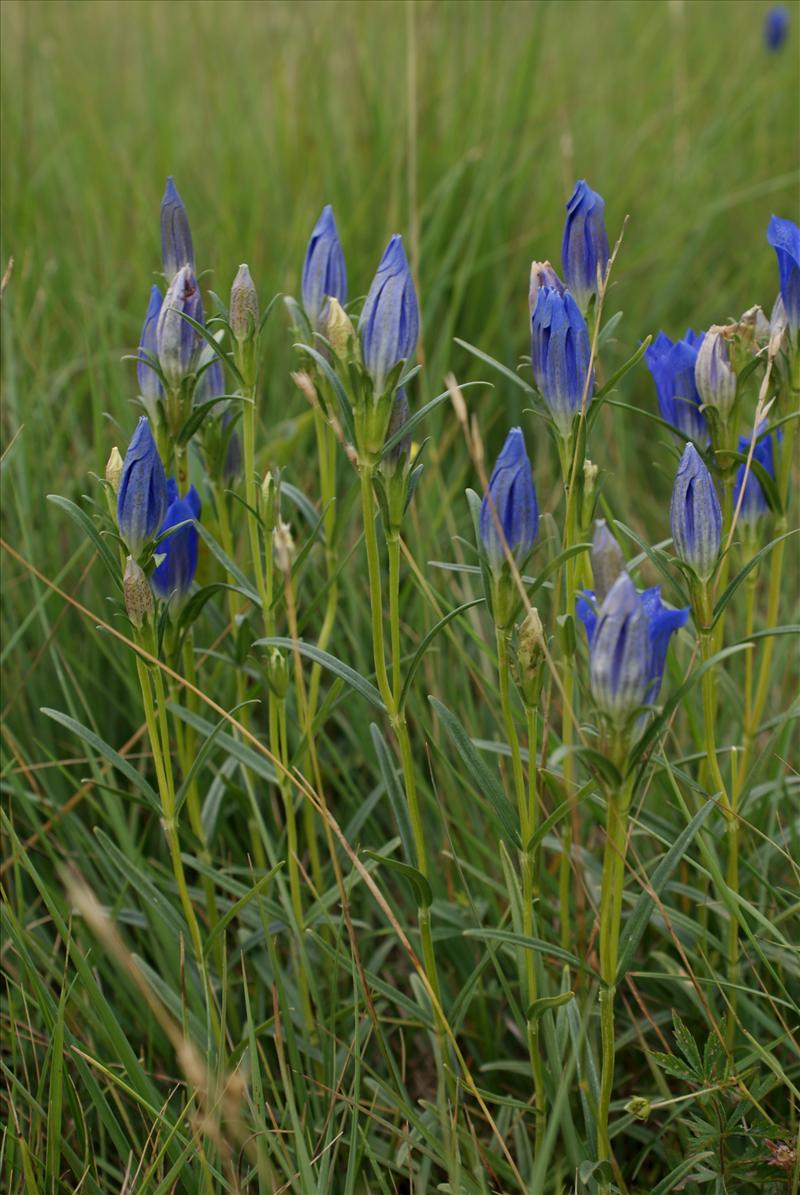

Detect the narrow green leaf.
[
  {"left": 362, "top": 850, "right": 432, "bottom": 909},
  {"left": 253, "top": 636, "right": 387, "bottom": 712},
  {"left": 370, "top": 724, "right": 415, "bottom": 865},
  {"left": 464, "top": 928, "right": 598, "bottom": 980},
  {"left": 381, "top": 380, "right": 489, "bottom": 458},
  {"left": 195, "top": 521, "right": 260, "bottom": 605},
  {"left": 399, "top": 598, "right": 484, "bottom": 711},
  {"left": 454, "top": 337, "right": 536, "bottom": 395},
  {"left": 712, "top": 529, "right": 798, "bottom": 627},
  {"left": 47, "top": 495, "right": 122, "bottom": 589},
  {"left": 430, "top": 696, "right": 520, "bottom": 847},
  {"left": 176, "top": 310, "right": 244, "bottom": 385},
  {"left": 41, "top": 709, "right": 160, "bottom": 812},
  {"left": 527, "top": 991, "right": 574, "bottom": 1022},
  {"left": 616, "top": 799, "right": 716, "bottom": 982}
]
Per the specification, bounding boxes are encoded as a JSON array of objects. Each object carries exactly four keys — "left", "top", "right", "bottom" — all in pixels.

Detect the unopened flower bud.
[
  {"left": 265, "top": 647, "right": 289, "bottom": 699},
  {"left": 273, "top": 518, "right": 295, "bottom": 573},
  {"left": 105, "top": 446, "right": 123, "bottom": 493},
  {"left": 591, "top": 519, "right": 625, "bottom": 604},
  {"left": 230, "top": 264, "right": 259, "bottom": 341},
  {"left": 517, "top": 607, "right": 546, "bottom": 706},
  {"left": 695, "top": 327, "right": 737, "bottom": 419},
  {"left": 326, "top": 297, "right": 355, "bottom": 360},
  {"left": 261, "top": 471, "right": 277, "bottom": 532},
  {"left": 670, "top": 443, "right": 721, "bottom": 582},
  {"left": 123, "top": 556, "right": 154, "bottom": 630},
  {"left": 581, "top": 458, "right": 598, "bottom": 526}
]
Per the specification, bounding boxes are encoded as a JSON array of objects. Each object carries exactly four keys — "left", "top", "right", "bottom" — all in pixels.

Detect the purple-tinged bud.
[
  {"left": 591, "top": 519, "right": 625, "bottom": 604},
  {"left": 359, "top": 235, "right": 419, "bottom": 393},
  {"left": 230, "top": 263, "right": 259, "bottom": 341},
  {"left": 302, "top": 205, "right": 347, "bottom": 330},
  {"left": 105, "top": 446, "right": 123, "bottom": 494},
  {"left": 137, "top": 286, "right": 163, "bottom": 415},
  {"left": 117, "top": 417, "right": 168, "bottom": 558},
  {"left": 588, "top": 573, "right": 650, "bottom": 726},
  {"left": 530, "top": 287, "right": 594, "bottom": 435},
  {"left": 156, "top": 265, "right": 204, "bottom": 387},
  {"left": 670, "top": 443, "right": 722, "bottom": 582},
  {"left": 160, "top": 176, "right": 195, "bottom": 280},
  {"left": 767, "top": 216, "right": 800, "bottom": 335},
  {"left": 561, "top": 180, "right": 610, "bottom": 312},
  {"left": 479, "top": 427, "right": 539, "bottom": 573},
  {"left": 528, "top": 260, "right": 564, "bottom": 316},
  {"left": 695, "top": 328, "right": 737, "bottom": 419},
  {"left": 124, "top": 556, "right": 154, "bottom": 630}
]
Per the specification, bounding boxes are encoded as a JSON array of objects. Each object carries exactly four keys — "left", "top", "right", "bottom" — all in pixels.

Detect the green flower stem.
[
  {"left": 214, "top": 480, "right": 243, "bottom": 629},
  {"left": 496, "top": 628, "right": 546, "bottom": 1139},
  {"left": 387, "top": 534, "right": 403, "bottom": 708},
  {"left": 556, "top": 433, "right": 581, "bottom": 954},
  {"left": 304, "top": 411, "right": 340, "bottom": 890},
  {"left": 360, "top": 463, "right": 442, "bottom": 1002},
  {"left": 359, "top": 465, "right": 393, "bottom": 705},
  {"left": 307, "top": 416, "right": 339, "bottom": 721},
  {"left": 278, "top": 695, "right": 314, "bottom": 1033},
  {"left": 135, "top": 655, "right": 219, "bottom": 1040},
  {"left": 699, "top": 625, "right": 739, "bottom": 1043},
  {"left": 597, "top": 767, "right": 634, "bottom": 1187},
  {"left": 170, "top": 636, "right": 221, "bottom": 962},
  {"left": 242, "top": 396, "right": 270, "bottom": 619}
]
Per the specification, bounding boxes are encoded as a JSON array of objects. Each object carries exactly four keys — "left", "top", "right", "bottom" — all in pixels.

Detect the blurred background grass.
[{"left": 0, "top": 3, "right": 798, "bottom": 1186}]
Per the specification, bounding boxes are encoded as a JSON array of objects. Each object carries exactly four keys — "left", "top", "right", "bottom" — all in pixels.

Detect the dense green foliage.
[{"left": 1, "top": 2, "right": 798, "bottom": 1192}]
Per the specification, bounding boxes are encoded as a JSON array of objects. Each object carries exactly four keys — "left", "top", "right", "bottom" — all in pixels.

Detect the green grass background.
[{"left": 1, "top": 1, "right": 798, "bottom": 1192}]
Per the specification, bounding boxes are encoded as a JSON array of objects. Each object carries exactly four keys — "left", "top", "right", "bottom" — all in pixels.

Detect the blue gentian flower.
[
  {"left": 359, "top": 234, "right": 419, "bottom": 393},
  {"left": 530, "top": 287, "right": 594, "bottom": 435},
  {"left": 528, "top": 260, "right": 565, "bottom": 316},
  {"left": 764, "top": 5, "right": 789, "bottom": 51},
  {"left": 767, "top": 216, "right": 800, "bottom": 335},
  {"left": 117, "top": 417, "right": 168, "bottom": 558},
  {"left": 156, "top": 265, "right": 204, "bottom": 387},
  {"left": 583, "top": 573, "right": 649, "bottom": 725},
  {"left": 733, "top": 426, "right": 779, "bottom": 523},
  {"left": 578, "top": 578, "right": 687, "bottom": 713},
  {"left": 479, "top": 427, "right": 538, "bottom": 573},
  {"left": 302, "top": 206, "right": 347, "bottom": 330},
  {"left": 644, "top": 330, "right": 707, "bottom": 442},
  {"left": 137, "top": 285, "right": 163, "bottom": 417},
  {"left": 670, "top": 443, "right": 722, "bottom": 581},
  {"left": 160, "top": 176, "right": 195, "bottom": 280},
  {"left": 151, "top": 481, "right": 201, "bottom": 606},
  {"left": 561, "top": 180, "right": 610, "bottom": 312}
]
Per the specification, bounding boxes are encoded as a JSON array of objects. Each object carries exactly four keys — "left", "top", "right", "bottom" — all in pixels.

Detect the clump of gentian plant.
[{"left": 41, "top": 170, "right": 799, "bottom": 1195}]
